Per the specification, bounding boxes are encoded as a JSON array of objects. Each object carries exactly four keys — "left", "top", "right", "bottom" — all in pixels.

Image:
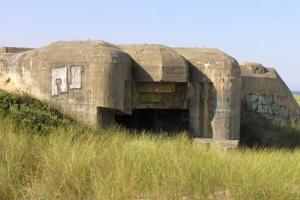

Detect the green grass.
[
  {"left": 0, "top": 90, "right": 72, "bottom": 133},
  {"left": 0, "top": 90, "right": 300, "bottom": 199}
]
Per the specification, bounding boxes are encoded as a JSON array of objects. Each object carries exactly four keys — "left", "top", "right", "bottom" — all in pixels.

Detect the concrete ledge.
[
  {"left": 213, "top": 139, "right": 239, "bottom": 149},
  {"left": 0, "top": 46, "right": 34, "bottom": 53},
  {"left": 193, "top": 138, "right": 239, "bottom": 150}
]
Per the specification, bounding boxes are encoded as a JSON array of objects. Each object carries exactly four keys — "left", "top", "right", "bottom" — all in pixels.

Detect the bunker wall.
[
  {"left": 241, "top": 64, "right": 300, "bottom": 127},
  {"left": 176, "top": 48, "right": 241, "bottom": 140},
  {"left": 0, "top": 41, "right": 133, "bottom": 128}
]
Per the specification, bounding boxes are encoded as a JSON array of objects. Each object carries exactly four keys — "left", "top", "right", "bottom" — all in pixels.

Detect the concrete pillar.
[
  {"left": 202, "top": 82, "right": 210, "bottom": 137},
  {"left": 212, "top": 67, "right": 241, "bottom": 140},
  {"left": 189, "top": 81, "right": 202, "bottom": 137}
]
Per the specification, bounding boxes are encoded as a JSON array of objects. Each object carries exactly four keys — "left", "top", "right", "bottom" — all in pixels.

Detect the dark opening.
[
  {"left": 97, "top": 107, "right": 115, "bottom": 128},
  {"left": 115, "top": 109, "right": 189, "bottom": 133}
]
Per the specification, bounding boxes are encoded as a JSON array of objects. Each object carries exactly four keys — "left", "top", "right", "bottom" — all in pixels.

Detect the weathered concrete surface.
[
  {"left": 240, "top": 62, "right": 299, "bottom": 127},
  {"left": 120, "top": 44, "right": 189, "bottom": 110},
  {"left": 120, "top": 44, "right": 188, "bottom": 82},
  {"left": 1, "top": 40, "right": 298, "bottom": 147},
  {"left": 176, "top": 48, "right": 241, "bottom": 141},
  {"left": 0, "top": 41, "right": 132, "bottom": 127},
  {"left": 193, "top": 138, "right": 239, "bottom": 150},
  {"left": 0, "top": 46, "right": 34, "bottom": 54}
]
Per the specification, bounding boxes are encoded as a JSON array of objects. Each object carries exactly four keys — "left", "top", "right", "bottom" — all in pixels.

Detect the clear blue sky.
[{"left": 1, "top": 0, "right": 299, "bottom": 91}]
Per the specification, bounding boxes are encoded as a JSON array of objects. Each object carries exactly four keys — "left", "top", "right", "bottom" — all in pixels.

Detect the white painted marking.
[
  {"left": 51, "top": 67, "right": 68, "bottom": 96},
  {"left": 70, "top": 66, "right": 83, "bottom": 89}
]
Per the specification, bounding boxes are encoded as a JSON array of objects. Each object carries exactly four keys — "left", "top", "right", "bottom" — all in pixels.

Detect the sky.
[{"left": 0, "top": 0, "right": 299, "bottom": 91}]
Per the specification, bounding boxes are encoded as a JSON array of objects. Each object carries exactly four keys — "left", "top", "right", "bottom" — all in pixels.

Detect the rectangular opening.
[
  {"left": 115, "top": 109, "right": 189, "bottom": 133},
  {"left": 97, "top": 107, "right": 115, "bottom": 128}
]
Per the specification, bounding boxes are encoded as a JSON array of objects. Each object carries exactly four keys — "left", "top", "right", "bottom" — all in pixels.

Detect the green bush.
[{"left": 0, "top": 90, "right": 71, "bottom": 133}]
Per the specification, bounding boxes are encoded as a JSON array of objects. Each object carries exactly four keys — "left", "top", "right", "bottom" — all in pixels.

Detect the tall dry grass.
[
  {"left": 0, "top": 119, "right": 300, "bottom": 200},
  {"left": 295, "top": 95, "right": 300, "bottom": 105},
  {"left": 0, "top": 90, "right": 300, "bottom": 199}
]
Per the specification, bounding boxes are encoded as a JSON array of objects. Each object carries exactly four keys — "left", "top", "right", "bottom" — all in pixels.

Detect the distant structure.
[{"left": 0, "top": 41, "right": 299, "bottom": 147}]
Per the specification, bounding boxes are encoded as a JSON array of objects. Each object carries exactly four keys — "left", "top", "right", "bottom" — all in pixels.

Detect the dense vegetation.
[
  {"left": 0, "top": 90, "right": 299, "bottom": 199},
  {"left": 0, "top": 91, "right": 71, "bottom": 133}
]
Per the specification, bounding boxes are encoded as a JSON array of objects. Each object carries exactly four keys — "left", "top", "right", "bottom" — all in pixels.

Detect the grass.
[
  {"left": 295, "top": 95, "right": 300, "bottom": 105},
  {"left": 0, "top": 90, "right": 300, "bottom": 199},
  {"left": 1, "top": 120, "right": 300, "bottom": 200}
]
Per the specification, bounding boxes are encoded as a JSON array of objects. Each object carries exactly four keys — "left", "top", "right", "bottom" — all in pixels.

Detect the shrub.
[{"left": 0, "top": 90, "right": 71, "bottom": 133}]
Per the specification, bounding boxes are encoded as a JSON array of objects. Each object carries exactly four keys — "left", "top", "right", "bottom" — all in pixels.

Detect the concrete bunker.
[{"left": 1, "top": 39, "right": 298, "bottom": 148}]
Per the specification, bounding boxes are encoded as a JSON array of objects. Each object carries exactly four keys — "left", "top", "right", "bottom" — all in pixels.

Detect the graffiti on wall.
[
  {"left": 52, "top": 66, "right": 83, "bottom": 96},
  {"left": 244, "top": 94, "right": 289, "bottom": 118}
]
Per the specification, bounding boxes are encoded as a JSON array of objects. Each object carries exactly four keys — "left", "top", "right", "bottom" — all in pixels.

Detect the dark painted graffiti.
[{"left": 244, "top": 94, "right": 289, "bottom": 118}]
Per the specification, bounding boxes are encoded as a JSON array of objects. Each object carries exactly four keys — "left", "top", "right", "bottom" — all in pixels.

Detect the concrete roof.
[
  {"left": 120, "top": 44, "right": 188, "bottom": 82},
  {"left": 239, "top": 61, "right": 276, "bottom": 78},
  {"left": 175, "top": 48, "right": 235, "bottom": 64},
  {"left": 42, "top": 40, "right": 117, "bottom": 48},
  {"left": 27, "top": 40, "right": 129, "bottom": 64}
]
